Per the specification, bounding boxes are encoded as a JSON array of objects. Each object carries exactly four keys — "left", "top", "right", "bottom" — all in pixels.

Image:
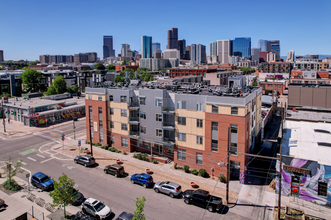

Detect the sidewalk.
[
  {"left": 0, "top": 117, "right": 86, "bottom": 138},
  {"left": 0, "top": 173, "right": 80, "bottom": 220}
]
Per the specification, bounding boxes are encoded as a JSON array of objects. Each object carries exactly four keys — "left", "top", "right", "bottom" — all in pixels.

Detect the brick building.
[
  {"left": 259, "top": 81, "right": 285, "bottom": 95},
  {"left": 261, "top": 62, "right": 292, "bottom": 73},
  {"left": 169, "top": 68, "right": 217, "bottom": 78},
  {"left": 85, "top": 85, "right": 262, "bottom": 179},
  {"left": 290, "top": 70, "right": 331, "bottom": 85},
  {"left": 115, "top": 65, "right": 139, "bottom": 72}
]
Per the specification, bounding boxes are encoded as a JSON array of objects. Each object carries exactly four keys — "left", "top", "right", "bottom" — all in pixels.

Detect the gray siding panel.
[
  {"left": 288, "top": 87, "right": 301, "bottom": 106},
  {"left": 300, "top": 87, "right": 313, "bottom": 107},
  {"left": 313, "top": 88, "right": 326, "bottom": 108}
]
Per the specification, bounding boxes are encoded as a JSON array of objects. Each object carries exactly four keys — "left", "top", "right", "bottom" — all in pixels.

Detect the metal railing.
[
  {"left": 289, "top": 196, "right": 331, "bottom": 214},
  {"left": 162, "top": 122, "right": 175, "bottom": 127},
  {"left": 129, "top": 117, "right": 139, "bottom": 122},
  {"left": 130, "top": 131, "right": 140, "bottom": 136},
  {"left": 163, "top": 137, "right": 175, "bottom": 144}
]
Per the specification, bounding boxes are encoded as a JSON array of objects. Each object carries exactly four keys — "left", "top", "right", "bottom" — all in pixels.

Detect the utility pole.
[
  {"left": 89, "top": 122, "right": 93, "bottom": 156},
  {"left": 2, "top": 99, "right": 5, "bottom": 132},
  {"left": 226, "top": 126, "right": 230, "bottom": 204},
  {"left": 73, "top": 119, "right": 76, "bottom": 140}
]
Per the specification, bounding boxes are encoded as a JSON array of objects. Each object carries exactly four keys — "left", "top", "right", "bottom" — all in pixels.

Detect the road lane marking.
[
  {"left": 36, "top": 154, "right": 45, "bottom": 158},
  {"left": 21, "top": 162, "right": 27, "bottom": 165},
  {"left": 19, "top": 148, "right": 37, "bottom": 156},
  {"left": 40, "top": 158, "right": 54, "bottom": 164},
  {"left": 27, "top": 157, "right": 36, "bottom": 161}
]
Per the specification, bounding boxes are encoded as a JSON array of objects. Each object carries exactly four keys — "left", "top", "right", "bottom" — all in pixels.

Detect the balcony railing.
[
  {"left": 162, "top": 137, "right": 175, "bottom": 145},
  {"left": 129, "top": 117, "right": 139, "bottom": 121},
  {"left": 129, "top": 131, "right": 140, "bottom": 136}
]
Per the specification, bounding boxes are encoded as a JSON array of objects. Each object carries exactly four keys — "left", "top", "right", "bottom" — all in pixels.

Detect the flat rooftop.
[
  {"left": 282, "top": 120, "right": 331, "bottom": 165},
  {"left": 2, "top": 97, "right": 85, "bottom": 109},
  {"left": 286, "top": 109, "right": 331, "bottom": 123}
]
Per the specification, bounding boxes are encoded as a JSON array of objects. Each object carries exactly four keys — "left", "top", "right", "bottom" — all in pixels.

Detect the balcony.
[
  {"left": 162, "top": 137, "right": 175, "bottom": 146},
  {"left": 129, "top": 131, "right": 140, "bottom": 139},
  {"left": 128, "top": 117, "right": 139, "bottom": 125},
  {"left": 162, "top": 107, "right": 175, "bottom": 115},
  {"left": 128, "top": 102, "right": 139, "bottom": 110},
  {"left": 162, "top": 122, "right": 175, "bottom": 130}
]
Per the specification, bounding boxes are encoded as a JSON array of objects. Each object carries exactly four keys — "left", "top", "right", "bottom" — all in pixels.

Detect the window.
[
  {"left": 231, "top": 106, "right": 238, "bottom": 115},
  {"left": 121, "top": 109, "right": 127, "bottom": 117},
  {"left": 156, "top": 114, "right": 162, "bottom": 122},
  {"left": 109, "top": 108, "right": 114, "bottom": 115},
  {"left": 140, "top": 112, "right": 146, "bottom": 119},
  {"left": 177, "top": 101, "right": 186, "bottom": 109},
  {"left": 140, "top": 126, "right": 146, "bottom": 134},
  {"left": 98, "top": 107, "right": 102, "bottom": 114},
  {"left": 230, "top": 143, "right": 237, "bottom": 155},
  {"left": 109, "top": 95, "right": 113, "bottom": 101},
  {"left": 140, "top": 97, "right": 146, "bottom": 105},
  {"left": 177, "top": 116, "right": 186, "bottom": 125},
  {"left": 231, "top": 124, "right": 238, "bottom": 134},
  {"left": 110, "top": 135, "right": 114, "bottom": 145},
  {"left": 197, "top": 136, "right": 203, "bottom": 145},
  {"left": 144, "top": 143, "right": 151, "bottom": 150},
  {"left": 88, "top": 93, "right": 92, "bottom": 99},
  {"left": 121, "top": 123, "right": 127, "bottom": 131},
  {"left": 120, "top": 96, "right": 127, "bottom": 103},
  {"left": 177, "top": 149, "right": 186, "bottom": 161},
  {"left": 98, "top": 95, "right": 102, "bottom": 101},
  {"left": 318, "top": 182, "right": 327, "bottom": 197},
  {"left": 211, "top": 139, "right": 218, "bottom": 151},
  {"left": 178, "top": 132, "right": 186, "bottom": 141},
  {"left": 121, "top": 137, "right": 128, "bottom": 147},
  {"left": 212, "top": 105, "right": 218, "bottom": 113},
  {"left": 109, "top": 121, "right": 114, "bottom": 128},
  {"left": 197, "top": 119, "right": 203, "bottom": 128},
  {"left": 212, "top": 122, "right": 218, "bottom": 131},
  {"left": 155, "top": 98, "right": 163, "bottom": 106},
  {"left": 196, "top": 153, "right": 203, "bottom": 164},
  {"left": 196, "top": 102, "right": 203, "bottom": 111},
  {"left": 156, "top": 129, "right": 163, "bottom": 137}
]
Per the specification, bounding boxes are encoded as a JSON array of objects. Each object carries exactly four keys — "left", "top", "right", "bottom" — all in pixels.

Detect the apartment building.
[
  {"left": 261, "top": 62, "right": 292, "bottom": 73},
  {"left": 169, "top": 68, "right": 217, "bottom": 78},
  {"left": 290, "top": 70, "right": 331, "bottom": 85},
  {"left": 85, "top": 85, "right": 262, "bottom": 178}
]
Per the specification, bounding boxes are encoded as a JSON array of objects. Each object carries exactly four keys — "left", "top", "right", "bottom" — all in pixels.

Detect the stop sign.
[{"left": 62, "top": 137, "right": 65, "bottom": 141}]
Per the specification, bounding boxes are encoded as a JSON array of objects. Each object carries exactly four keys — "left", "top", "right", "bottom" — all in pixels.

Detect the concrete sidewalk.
[{"left": 0, "top": 117, "right": 86, "bottom": 137}]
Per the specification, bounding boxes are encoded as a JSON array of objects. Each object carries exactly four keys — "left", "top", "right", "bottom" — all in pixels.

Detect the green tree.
[
  {"left": 49, "top": 173, "right": 78, "bottom": 219},
  {"left": 94, "top": 62, "right": 105, "bottom": 70},
  {"left": 67, "top": 85, "right": 81, "bottom": 97},
  {"left": 22, "top": 68, "right": 45, "bottom": 92},
  {"left": 227, "top": 68, "right": 232, "bottom": 71},
  {"left": 2, "top": 159, "right": 24, "bottom": 191},
  {"left": 45, "top": 76, "right": 67, "bottom": 95},
  {"left": 133, "top": 196, "right": 146, "bottom": 220},
  {"left": 29, "top": 61, "right": 40, "bottom": 66},
  {"left": 120, "top": 68, "right": 134, "bottom": 78},
  {"left": 106, "top": 64, "right": 115, "bottom": 71},
  {"left": 114, "top": 76, "right": 125, "bottom": 83}
]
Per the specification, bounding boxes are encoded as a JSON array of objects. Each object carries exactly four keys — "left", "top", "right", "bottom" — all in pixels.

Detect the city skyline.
[{"left": 0, "top": 0, "right": 330, "bottom": 60}]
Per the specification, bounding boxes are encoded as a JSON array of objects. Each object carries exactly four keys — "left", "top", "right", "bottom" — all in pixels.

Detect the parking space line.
[
  {"left": 27, "top": 157, "right": 36, "bottom": 162},
  {"left": 36, "top": 154, "right": 46, "bottom": 158},
  {"left": 40, "top": 158, "right": 54, "bottom": 164},
  {"left": 21, "top": 162, "right": 27, "bottom": 165}
]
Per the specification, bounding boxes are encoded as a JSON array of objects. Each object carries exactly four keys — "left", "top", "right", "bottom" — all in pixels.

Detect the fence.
[{"left": 289, "top": 196, "right": 331, "bottom": 214}]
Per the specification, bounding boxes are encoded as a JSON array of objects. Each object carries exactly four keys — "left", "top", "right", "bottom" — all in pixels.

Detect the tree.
[
  {"left": 114, "top": 76, "right": 125, "bottom": 83},
  {"left": 94, "top": 62, "right": 105, "bottom": 70},
  {"left": 133, "top": 196, "right": 146, "bottom": 220},
  {"left": 67, "top": 84, "right": 80, "bottom": 97},
  {"left": 49, "top": 173, "right": 78, "bottom": 219},
  {"left": 227, "top": 69, "right": 232, "bottom": 71},
  {"left": 22, "top": 68, "right": 45, "bottom": 92},
  {"left": 106, "top": 64, "right": 115, "bottom": 71},
  {"left": 139, "top": 72, "right": 153, "bottom": 82},
  {"left": 2, "top": 158, "right": 24, "bottom": 191},
  {"left": 45, "top": 76, "right": 67, "bottom": 95},
  {"left": 29, "top": 61, "right": 40, "bottom": 66},
  {"left": 120, "top": 68, "right": 134, "bottom": 78}
]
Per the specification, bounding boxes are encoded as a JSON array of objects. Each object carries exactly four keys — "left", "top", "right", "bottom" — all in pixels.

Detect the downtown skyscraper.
[
  {"left": 178, "top": 39, "right": 186, "bottom": 59},
  {"left": 233, "top": 37, "right": 251, "bottom": 58},
  {"left": 217, "top": 40, "right": 232, "bottom": 64},
  {"left": 103, "top": 36, "right": 114, "bottom": 58},
  {"left": 267, "top": 40, "right": 280, "bottom": 61},
  {"left": 141, "top": 36, "right": 152, "bottom": 58},
  {"left": 258, "top": 39, "right": 267, "bottom": 51},
  {"left": 167, "top": 28, "right": 178, "bottom": 49}
]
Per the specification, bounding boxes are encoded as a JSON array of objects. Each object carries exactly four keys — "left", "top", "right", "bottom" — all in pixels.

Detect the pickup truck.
[{"left": 182, "top": 189, "right": 222, "bottom": 212}]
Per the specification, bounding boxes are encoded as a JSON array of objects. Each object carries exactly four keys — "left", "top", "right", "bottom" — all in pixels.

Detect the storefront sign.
[
  {"left": 93, "top": 121, "right": 98, "bottom": 132},
  {"left": 283, "top": 165, "right": 310, "bottom": 175},
  {"left": 28, "top": 113, "right": 39, "bottom": 117}
]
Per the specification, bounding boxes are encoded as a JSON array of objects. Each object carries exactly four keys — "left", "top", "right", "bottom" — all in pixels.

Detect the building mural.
[{"left": 276, "top": 156, "right": 331, "bottom": 207}]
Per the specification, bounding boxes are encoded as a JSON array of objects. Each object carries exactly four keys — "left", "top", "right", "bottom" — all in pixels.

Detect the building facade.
[
  {"left": 286, "top": 50, "right": 295, "bottom": 62},
  {"left": 261, "top": 62, "right": 292, "bottom": 73},
  {"left": 85, "top": 86, "right": 262, "bottom": 178},
  {"left": 0, "top": 50, "right": 3, "bottom": 62},
  {"left": 163, "top": 49, "right": 180, "bottom": 59},
  {"left": 169, "top": 68, "right": 217, "bottom": 78},
  {"left": 178, "top": 39, "right": 186, "bottom": 59},
  {"left": 152, "top": 43, "right": 161, "bottom": 57},
  {"left": 233, "top": 37, "right": 251, "bottom": 58},
  {"left": 74, "top": 53, "right": 97, "bottom": 63},
  {"left": 210, "top": 42, "right": 217, "bottom": 56},
  {"left": 251, "top": 47, "right": 260, "bottom": 63},
  {"left": 267, "top": 52, "right": 276, "bottom": 62},
  {"left": 258, "top": 40, "right": 267, "bottom": 51},
  {"left": 266, "top": 40, "right": 280, "bottom": 61},
  {"left": 141, "top": 36, "right": 152, "bottom": 58},
  {"left": 167, "top": 28, "right": 178, "bottom": 50},
  {"left": 103, "top": 36, "right": 114, "bottom": 59},
  {"left": 217, "top": 40, "right": 232, "bottom": 64}
]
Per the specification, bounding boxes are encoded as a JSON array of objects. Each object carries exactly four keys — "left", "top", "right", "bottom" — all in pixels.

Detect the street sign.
[
  {"left": 62, "top": 137, "right": 65, "bottom": 141},
  {"left": 26, "top": 173, "right": 30, "bottom": 178},
  {"left": 73, "top": 126, "right": 76, "bottom": 129},
  {"left": 78, "top": 140, "right": 81, "bottom": 147}
]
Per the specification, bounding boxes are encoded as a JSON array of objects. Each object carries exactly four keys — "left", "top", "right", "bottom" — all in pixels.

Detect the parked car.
[
  {"left": 116, "top": 212, "right": 134, "bottom": 220},
  {"left": 182, "top": 189, "right": 222, "bottom": 212},
  {"left": 71, "top": 211, "right": 97, "bottom": 220},
  {"left": 153, "top": 181, "right": 182, "bottom": 198},
  {"left": 130, "top": 173, "right": 153, "bottom": 188},
  {"left": 103, "top": 164, "right": 125, "bottom": 177},
  {"left": 31, "top": 172, "right": 53, "bottom": 191},
  {"left": 74, "top": 155, "right": 96, "bottom": 167},
  {"left": 82, "top": 198, "right": 112, "bottom": 220},
  {"left": 58, "top": 186, "right": 84, "bottom": 206}
]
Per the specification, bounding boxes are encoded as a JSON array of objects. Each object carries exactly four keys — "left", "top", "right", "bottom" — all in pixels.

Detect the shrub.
[
  {"left": 153, "top": 160, "right": 158, "bottom": 164},
  {"left": 96, "top": 142, "right": 102, "bottom": 146},
  {"left": 3, "top": 179, "right": 21, "bottom": 191},
  {"left": 198, "top": 169, "right": 209, "bottom": 178},
  {"left": 219, "top": 174, "right": 226, "bottom": 183},
  {"left": 191, "top": 169, "right": 198, "bottom": 175},
  {"left": 177, "top": 166, "right": 183, "bottom": 170},
  {"left": 109, "top": 147, "right": 116, "bottom": 152},
  {"left": 101, "top": 146, "right": 105, "bottom": 149},
  {"left": 184, "top": 165, "right": 190, "bottom": 173},
  {"left": 174, "top": 163, "right": 177, "bottom": 169},
  {"left": 115, "top": 149, "right": 121, "bottom": 153},
  {"left": 133, "top": 153, "right": 150, "bottom": 162}
]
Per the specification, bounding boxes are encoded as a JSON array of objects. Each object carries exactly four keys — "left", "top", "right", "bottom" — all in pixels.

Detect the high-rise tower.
[
  {"left": 167, "top": 28, "right": 178, "bottom": 50},
  {"left": 103, "top": 36, "right": 114, "bottom": 58}
]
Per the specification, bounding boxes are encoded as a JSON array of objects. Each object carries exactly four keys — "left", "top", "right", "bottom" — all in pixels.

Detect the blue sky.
[{"left": 1, "top": 0, "right": 330, "bottom": 61}]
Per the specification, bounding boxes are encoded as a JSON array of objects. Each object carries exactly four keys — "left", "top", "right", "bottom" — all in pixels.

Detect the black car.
[
  {"left": 116, "top": 212, "right": 134, "bottom": 220},
  {"left": 74, "top": 155, "right": 96, "bottom": 167},
  {"left": 103, "top": 164, "right": 125, "bottom": 177},
  {"left": 58, "top": 186, "right": 85, "bottom": 206},
  {"left": 182, "top": 189, "right": 222, "bottom": 212},
  {"left": 71, "top": 211, "right": 97, "bottom": 220}
]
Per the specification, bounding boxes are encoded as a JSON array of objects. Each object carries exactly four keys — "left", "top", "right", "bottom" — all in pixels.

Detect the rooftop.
[
  {"left": 286, "top": 109, "right": 331, "bottom": 123},
  {"left": 282, "top": 120, "right": 331, "bottom": 165}
]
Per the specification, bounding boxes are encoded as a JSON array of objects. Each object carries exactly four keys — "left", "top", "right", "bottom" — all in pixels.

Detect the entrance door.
[{"left": 155, "top": 144, "right": 163, "bottom": 156}]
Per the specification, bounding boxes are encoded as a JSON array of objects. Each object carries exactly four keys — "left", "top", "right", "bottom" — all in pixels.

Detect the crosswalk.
[{"left": 20, "top": 153, "right": 55, "bottom": 166}]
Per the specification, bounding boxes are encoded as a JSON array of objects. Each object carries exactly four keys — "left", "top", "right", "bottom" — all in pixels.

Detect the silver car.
[{"left": 153, "top": 181, "right": 182, "bottom": 198}]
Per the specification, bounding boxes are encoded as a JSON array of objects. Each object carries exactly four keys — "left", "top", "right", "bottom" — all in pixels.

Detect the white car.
[{"left": 82, "top": 197, "right": 112, "bottom": 219}]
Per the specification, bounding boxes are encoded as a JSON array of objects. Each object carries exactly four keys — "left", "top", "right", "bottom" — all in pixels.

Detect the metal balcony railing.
[
  {"left": 130, "top": 131, "right": 140, "bottom": 136},
  {"left": 129, "top": 117, "right": 139, "bottom": 121},
  {"left": 163, "top": 137, "right": 175, "bottom": 144},
  {"left": 162, "top": 122, "right": 175, "bottom": 127}
]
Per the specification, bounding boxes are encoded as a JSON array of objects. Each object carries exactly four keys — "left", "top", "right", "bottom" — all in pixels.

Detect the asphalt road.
[{"left": 0, "top": 122, "right": 250, "bottom": 220}]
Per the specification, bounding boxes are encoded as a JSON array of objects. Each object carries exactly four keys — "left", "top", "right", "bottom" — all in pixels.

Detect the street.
[{"left": 0, "top": 121, "right": 251, "bottom": 220}]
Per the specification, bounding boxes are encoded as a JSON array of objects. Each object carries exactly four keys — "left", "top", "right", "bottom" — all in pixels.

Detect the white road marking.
[
  {"left": 21, "top": 162, "right": 27, "bottom": 165},
  {"left": 44, "top": 151, "right": 52, "bottom": 154},
  {"left": 27, "top": 157, "right": 36, "bottom": 162},
  {"left": 36, "top": 154, "right": 45, "bottom": 158},
  {"left": 40, "top": 158, "right": 54, "bottom": 164}
]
